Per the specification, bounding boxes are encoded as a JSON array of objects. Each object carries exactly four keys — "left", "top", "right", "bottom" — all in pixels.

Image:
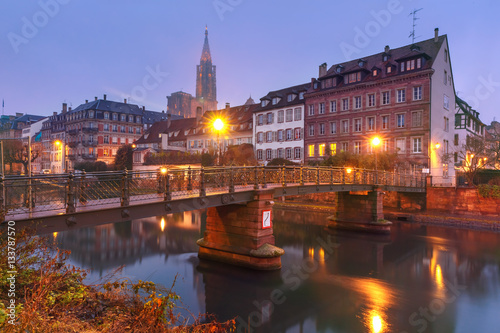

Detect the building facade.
[
  {"left": 167, "top": 27, "right": 217, "bottom": 118},
  {"left": 304, "top": 29, "right": 457, "bottom": 185},
  {"left": 253, "top": 84, "right": 310, "bottom": 164}
]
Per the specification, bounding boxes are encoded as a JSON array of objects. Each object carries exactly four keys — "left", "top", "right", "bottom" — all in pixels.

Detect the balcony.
[
  {"left": 68, "top": 154, "right": 76, "bottom": 160},
  {"left": 82, "top": 127, "right": 98, "bottom": 133},
  {"left": 68, "top": 142, "right": 78, "bottom": 148},
  {"left": 82, "top": 141, "right": 98, "bottom": 147},
  {"left": 82, "top": 154, "right": 96, "bottom": 160},
  {"left": 67, "top": 129, "right": 78, "bottom": 136}
]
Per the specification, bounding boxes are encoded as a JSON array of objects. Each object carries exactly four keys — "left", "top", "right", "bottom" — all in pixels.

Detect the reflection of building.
[
  {"left": 167, "top": 27, "right": 218, "bottom": 118},
  {"left": 304, "top": 29, "right": 457, "bottom": 185}
]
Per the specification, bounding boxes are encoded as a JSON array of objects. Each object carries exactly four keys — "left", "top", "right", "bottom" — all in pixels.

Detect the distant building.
[
  {"left": 304, "top": 29, "right": 457, "bottom": 186},
  {"left": 167, "top": 27, "right": 218, "bottom": 118},
  {"left": 0, "top": 113, "right": 45, "bottom": 139},
  {"left": 253, "top": 84, "right": 310, "bottom": 164}
]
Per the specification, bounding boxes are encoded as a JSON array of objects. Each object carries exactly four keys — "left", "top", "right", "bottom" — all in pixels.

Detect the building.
[
  {"left": 0, "top": 113, "right": 45, "bottom": 139},
  {"left": 304, "top": 29, "right": 457, "bottom": 185},
  {"left": 253, "top": 84, "right": 310, "bottom": 164},
  {"left": 186, "top": 99, "right": 256, "bottom": 155},
  {"left": 166, "top": 27, "right": 217, "bottom": 118}
]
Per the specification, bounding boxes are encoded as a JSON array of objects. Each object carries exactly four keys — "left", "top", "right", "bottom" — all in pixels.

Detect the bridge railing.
[{"left": 0, "top": 166, "right": 425, "bottom": 219}]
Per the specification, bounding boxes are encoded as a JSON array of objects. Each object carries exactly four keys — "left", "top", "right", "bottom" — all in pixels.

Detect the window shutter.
[
  {"left": 272, "top": 149, "right": 277, "bottom": 159},
  {"left": 300, "top": 128, "right": 304, "bottom": 140},
  {"left": 272, "top": 131, "right": 277, "bottom": 142},
  {"left": 300, "top": 148, "right": 303, "bottom": 160}
]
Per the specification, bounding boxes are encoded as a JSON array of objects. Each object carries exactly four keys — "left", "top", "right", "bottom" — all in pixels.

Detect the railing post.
[
  {"left": 375, "top": 170, "right": 379, "bottom": 185},
  {"left": 229, "top": 166, "right": 235, "bottom": 192},
  {"left": 363, "top": 170, "right": 367, "bottom": 185},
  {"left": 164, "top": 172, "right": 171, "bottom": 201},
  {"left": 187, "top": 166, "right": 193, "bottom": 191},
  {"left": 353, "top": 169, "right": 357, "bottom": 184},
  {"left": 66, "top": 172, "right": 76, "bottom": 213},
  {"left": 262, "top": 166, "right": 267, "bottom": 189},
  {"left": 330, "top": 166, "right": 334, "bottom": 185},
  {"left": 200, "top": 167, "right": 206, "bottom": 197},
  {"left": 300, "top": 165, "right": 304, "bottom": 186},
  {"left": 342, "top": 168, "right": 346, "bottom": 184},
  {"left": 254, "top": 166, "right": 259, "bottom": 190},
  {"left": 121, "top": 169, "right": 130, "bottom": 206},
  {"left": 282, "top": 165, "right": 287, "bottom": 187},
  {"left": 79, "top": 170, "right": 87, "bottom": 204},
  {"left": 157, "top": 170, "right": 163, "bottom": 194},
  {"left": 0, "top": 175, "right": 5, "bottom": 222},
  {"left": 316, "top": 166, "right": 320, "bottom": 185}
]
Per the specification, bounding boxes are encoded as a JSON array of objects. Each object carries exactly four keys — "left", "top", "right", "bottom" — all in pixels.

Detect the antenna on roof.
[{"left": 409, "top": 8, "right": 423, "bottom": 43}]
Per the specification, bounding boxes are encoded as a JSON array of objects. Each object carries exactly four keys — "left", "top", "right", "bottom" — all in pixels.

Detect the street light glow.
[
  {"left": 346, "top": 167, "right": 353, "bottom": 174},
  {"left": 54, "top": 140, "right": 62, "bottom": 146},
  {"left": 160, "top": 167, "right": 167, "bottom": 174},
  {"left": 213, "top": 118, "right": 224, "bottom": 131},
  {"left": 371, "top": 137, "right": 381, "bottom": 146},
  {"left": 435, "top": 143, "right": 441, "bottom": 149}
]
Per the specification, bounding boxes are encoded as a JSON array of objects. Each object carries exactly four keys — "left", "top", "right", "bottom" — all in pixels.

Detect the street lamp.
[
  {"left": 371, "top": 136, "right": 381, "bottom": 171},
  {"left": 213, "top": 118, "right": 224, "bottom": 166},
  {"left": 54, "top": 140, "right": 65, "bottom": 173}
]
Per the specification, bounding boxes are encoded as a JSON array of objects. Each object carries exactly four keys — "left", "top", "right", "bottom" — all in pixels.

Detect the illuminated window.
[
  {"left": 319, "top": 144, "right": 326, "bottom": 156},
  {"left": 330, "top": 143, "right": 337, "bottom": 155},
  {"left": 308, "top": 144, "right": 315, "bottom": 157}
]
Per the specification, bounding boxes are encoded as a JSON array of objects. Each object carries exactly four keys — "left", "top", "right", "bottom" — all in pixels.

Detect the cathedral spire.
[{"left": 201, "top": 25, "right": 211, "bottom": 62}]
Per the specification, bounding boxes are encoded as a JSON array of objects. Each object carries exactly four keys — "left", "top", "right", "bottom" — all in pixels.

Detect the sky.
[{"left": 0, "top": 0, "right": 499, "bottom": 124}]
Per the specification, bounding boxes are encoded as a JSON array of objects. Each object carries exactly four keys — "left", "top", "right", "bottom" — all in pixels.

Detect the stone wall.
[{"left": 426, "top": 187, "right": 500, "bottom": 216}]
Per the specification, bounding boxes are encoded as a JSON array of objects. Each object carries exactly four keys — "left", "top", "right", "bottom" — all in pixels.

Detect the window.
[
  {"left": 281, "top": 128, "right": 289, "bottom": 141},
  {"left": 104, "top": 135, "right": 109, "bottom": 144},
  {"left": 444, "top": 94, "right": 450, "bottom": 110},
  {"left": 104, "top": 124, "right": 109, "bottom": 131},
  {"left": 129, "top": 127, "right": 134, "bottom": 133},
  {"left": 373, "top": 69, "right": 378, "bottom": 76},
  {"left": 454, "top": 134, "right": 459, "bottom": 146},
  {"left": 277, "top": 149, "right": 284, "bottom": 159},
  {"left": 341, "top": 120, "right": 349, "bottom": 133},
  {"left": 294, "top": 108, "right": 301, "bottom": 121},
  {"left": 406, "top": 59, "right": 415, "bottom": 71},
  {"left": 342, "top": 98, "right": 349, "bottom": 111},
  {"left": 413, "top": 86, "right": 422, "bottom": 100},
  {"left": 272, "top": 97, "right": 280, "bottom": 105},
  {"left": 341, "top": 142, "right": 349, "bottom": 152},
  {"left": 354, "top": 141, "right": 361, "bottom": 154},
  {"left": 121, "top": 126, "right": 125, "bottom": 133},
  {"left": 308, "top": 105, "right": 315, "bottom": 116},
  {"left": 444, "top": 117, "right": 450, "bottom": 132},
  {"left": 330, "top": 100, "right": 337, "bottom": 113},
  {"left": 112, "top": 136, "right": 117, "bottom": 144},
  {"left": 412, "top": 137, "right": 422, "bottom": 153},
  {"left": 294, "top": 128, "right": 301, "bottom": 140},
  {"left": 299, "top": 92, "right": 304, "bottom": 99},
  {"left": 444, "top": 70, "right": 448, "bottom": 85},
  {"left": 383, "top": 140, "right": 389, "bottom": 152},
  {"left": 309, "top": 124, "right": 315, "bottom": 136},
  {"left": 294, "top": 147, "right": 301, "bottom": 159},
  {"left": 382, "top": 91, "right": 390, "bottom": 105},
  {"left": 386, "top": 66, "right": 392, "bottom": 74},
  {"left": 330, "top": 122, "right": 337, "bottom": 134},
  {"left": 396, "top": 138, "right": 406, "bottom": 153},
  {"left": 330, "top": 143, "right": 337, "bottom": 155},
  {"left": 104, "top": 112, "right": 109, "bottom": 120},
  {"left": 367, "top": 117, "right": 375, "bottom": 131},
  {"left": 89, "top": 111, "right": 94, "bottom": 118},
  {"left": 354, "top": 96, "right": 361, "bottom": 109},
  {"left": 367, "top": 94, "right": 375, "bottom": 107},
  {"left": 417, "top": 58, "right": 422, "bottom": 68},
  {"left": 112, "top": 125, "right": 117, "bottom": 132},
  {"left": 397, "top": 114, "right": 405, "bottom": 128},
  {"left": 354, "top": 118, "right": 361, "bottom": 132},
  {"left": 346, "top": 72, "right": 361, "bottom": 83},
  {"left": 319, "top": 123, "right": 325, "bottom": 135},
  {"left": 257, "top": 150, "right": 263, "bottom": 160},
  {"left": 287, "top": 94, "right": 295, "bottom": 102},
  {"left": 261, "top": 100, "right": 268, "bottom": 107},
  {"left": 319, "top": 103, "right": 325, "bottom": 114},
  {"left": 319, "top": 144, "right": 326, "bottom": 157},
  {"left": 112, "top": 113, "right": 118, "bottom": 121},
  {"left": 286, "top": 109, "right": 293, "bottom": 122},
  {"left": 257, "top": 114, "right": 263, "bottom": 125},
  {"left": 308, "top": 144, "right": 315, "bottom": 157},
  {"left": 266, "top": 131, "right": 273, "bottom": 142},
  {"left": 266, "top": 113, "right": 274, "bottom": 124},
  {"left": 401, "top": 62, "right": 405, "bottom": 72},
  {"left": 397, "top": 89, "right": 406, "bottom": 103},
  {"left": 121, "top": 115, "right": 126, "bottom": 122},
  {"left": 277, "top": 130, "right": 284, "bottom": 142},
  {"left": 278, "top": 110, "right": 284, "bottom": 123},
  {"left": 129, "top": 115, "right": 133, "bottom": 122},
  {"left": 266, "top": 149, "right": 272, "bottom": 160},
  {"left": 412, "top": 111, "right": 422, "bottom": 127},
  {"left": 286, "top": 148, "right": 292, "bottom": 159},
  {"left": 257, "top": 132, "right": 263, "bottom": 143},
  {"left": 136, "top": 116, "right": 141, "bottom": 123},
  {"left": 444, "top": 49, "right": 448, "bottom": 62}
]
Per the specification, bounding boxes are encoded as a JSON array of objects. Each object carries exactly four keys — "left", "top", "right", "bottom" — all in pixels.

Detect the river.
[{"left": 53, "top": 208, "right": 500, "bottom": 333}]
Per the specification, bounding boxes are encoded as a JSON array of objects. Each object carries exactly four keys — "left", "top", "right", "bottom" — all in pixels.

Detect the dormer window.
[
  {"left": 287, "top": 94, "right": 296, "bottom": 102},
  {"left": 313, "top": 82, "right": 318, "bottom": 89},
  {"left": 344, "top": 72, "right": 362, "bottom": 84},
  {"left": 386, "top": 66, "right": 392, "bottom": 74},
  {"left": 261, "top": 100, "right": 269, "bottom": 107},
  {"left": 373, "top": 69, "right": 378, "bottom": 76},
  {"left": 272, "top": 97, "right": 280, "bottom": 105},
  {"left": 383, "top": 55, "right": 388, "bottom": 62},
  {"left": 410, "top": 44, "right": 420, "bottom": 51},
  {"left": 358, "top": 60, "right": 366, "bottom": 67},
  {"left": 299, "top": 92, "right": 305, "bottom": 99},
  {"left": 336, "top": 65, "right": 344, "bottom": 73}
]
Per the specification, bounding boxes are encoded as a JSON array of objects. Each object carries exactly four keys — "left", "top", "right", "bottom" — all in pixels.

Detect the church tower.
[{"left": 195, "top": 27, "right": 217, "bottom": 110}]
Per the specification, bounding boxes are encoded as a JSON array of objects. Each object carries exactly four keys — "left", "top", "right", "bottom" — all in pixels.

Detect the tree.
[
  {"left": 222, "top": 143, "right": 256, "bottom": 166},
  {"left": 114, "top": 144, "right": 134, "bottom": 170},
  {"left": 486, "top": 122, "right": 500, "bottom": 170},
  {"left": 74, "top": 161, "right": 108, "bottom": 172},
  {"left": 3, "top": 139, "right": 39, "bottom": 175},
  {"left": 453, "top": 135, "right": 493, "bottom": 185}
]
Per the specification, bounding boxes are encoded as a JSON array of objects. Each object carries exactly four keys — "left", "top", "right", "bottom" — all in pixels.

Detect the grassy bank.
[{"left": 0, "top": 229, "right": 235, "bottom": 332}]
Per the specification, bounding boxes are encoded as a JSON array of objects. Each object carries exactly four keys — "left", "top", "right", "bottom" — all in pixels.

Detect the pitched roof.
[
  {"left": 253, "top": 83, "right": 310, "bottom": 112},
  {"left": 134, "top": 117, "right": 197, "bottom": 145},
  {"left": 10, "top": 114, "right": 46, "bottom": 130},
  {"left": 195, "top": 103, "right": 258, "bottom": 133}
]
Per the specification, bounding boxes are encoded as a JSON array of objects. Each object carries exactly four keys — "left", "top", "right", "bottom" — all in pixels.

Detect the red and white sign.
[{"left": 262, "top": 210, "right": 272, "bottom": 229}]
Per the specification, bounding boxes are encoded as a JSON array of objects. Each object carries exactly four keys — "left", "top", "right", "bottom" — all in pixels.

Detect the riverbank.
[{"left": 273, "top": 202, "right": 500, "bottom": 231}]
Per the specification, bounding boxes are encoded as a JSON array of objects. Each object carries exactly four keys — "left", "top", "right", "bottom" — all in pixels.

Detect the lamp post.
[
  {"left": 213, "top": 118, "right": 224, "bottom": 166},
  {"left": 54, "top": 140, "right": 65, "bottom": 173},
  {"left": 371, "top": 136, "right": 381, "bottom": 172}
]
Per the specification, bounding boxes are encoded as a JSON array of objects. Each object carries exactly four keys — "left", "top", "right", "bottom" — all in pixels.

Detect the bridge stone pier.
[{"left": 197, "top": 189, "right": 285, "bottom": 270}]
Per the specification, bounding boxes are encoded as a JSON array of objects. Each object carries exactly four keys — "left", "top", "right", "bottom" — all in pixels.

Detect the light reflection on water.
[{"left": 55, "top": 209, "right": 500, "bottom": 333}]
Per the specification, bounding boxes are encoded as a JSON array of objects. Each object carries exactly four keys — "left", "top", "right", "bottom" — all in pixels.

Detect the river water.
[{"left": 53, "top": 208, "right": 500, "bottom": 333}]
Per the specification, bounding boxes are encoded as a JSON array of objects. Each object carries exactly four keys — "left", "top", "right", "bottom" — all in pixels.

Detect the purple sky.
[{"left": 1, "top": 0, "right": 499, "bottom": 124}]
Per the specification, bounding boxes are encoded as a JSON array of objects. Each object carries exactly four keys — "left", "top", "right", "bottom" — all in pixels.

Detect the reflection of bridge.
[{"left": 1, "top": 166, "right": 426, "bottom": 269}]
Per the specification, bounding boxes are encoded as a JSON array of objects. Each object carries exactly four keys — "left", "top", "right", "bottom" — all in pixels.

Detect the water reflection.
[{"left": 55, "top": 208, "right": 500, "bottom": 333}]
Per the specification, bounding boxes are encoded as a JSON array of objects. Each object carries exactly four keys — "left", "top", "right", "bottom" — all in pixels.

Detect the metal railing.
[{"left": 0, "top": 166, "right": 426, "bottom": 219}]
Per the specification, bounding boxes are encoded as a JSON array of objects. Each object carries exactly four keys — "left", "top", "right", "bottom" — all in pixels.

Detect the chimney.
[
  {"left": 16, "top": 112, "right": 23, "bottom": 118},
  {"left": 319, "top": 63, "right": 327, "bottom": 77},
  {"left": 69, "top": 107, "right": 72, "bottom": 112},
  {"left": 384, "top": 45, "right": 390, "bottom": 53},
  {"left": 53, "top": 112, "right": 57, "bottom": 116},
  {"left": 103, "top": 94, "right": 107, "bottom": 100},
  {"left": 225, "top": 102, "right": 230, "bottom": 110},
  {"left": 85, "top": 99, "right": 88, "bottom": 103},
  {"left": 124, "top": 98, "right": 127, "bottom": 104},
  {"left": 434, "top": 28, "right": 439, "bottom": 42},
  {"left": 62, "top": 103, "right": 67, "bottom": 113},
  {"left": 95, "top": 96, "right": 98, "bottom": 101},
  {"left": 142, "top": 106, "right": 145, "bottom": 111}
]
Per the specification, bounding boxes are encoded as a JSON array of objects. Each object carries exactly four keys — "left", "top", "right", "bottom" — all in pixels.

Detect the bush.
[
  {"left": 267, "top": 158, "right": 299, "bottom": 166},
  {"left": 201, "top": 153, "right": 214, "bottom": 167},
  {"left": 73, "top": 161, "right": 108, "bottom": 172},
  {"left": 477, "top": 184, "right": 500, "bottom": 199}
]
